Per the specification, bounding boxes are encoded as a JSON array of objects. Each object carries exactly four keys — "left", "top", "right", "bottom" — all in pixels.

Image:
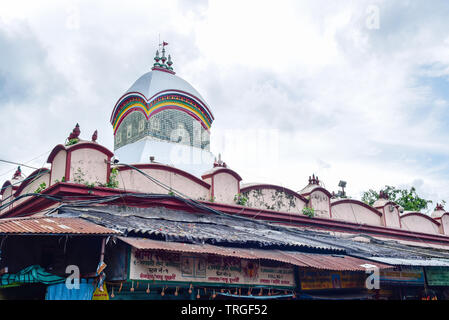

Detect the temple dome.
[
  {"left": 125, "top": 69, "right": 211, "bottom": 112},
  {"left": 110, "top": 46, "right": 215, "bottom": 177}
]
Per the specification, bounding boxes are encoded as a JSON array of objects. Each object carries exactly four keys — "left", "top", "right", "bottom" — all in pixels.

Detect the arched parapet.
[
  {"left": 436, "top": 213, "right": 449, "bottom": 235},
  {"left": 374, "top": 200, "right": 402, "bottom": 229},
  {"left": 300, "top": 185, "right": 333, "bottom": 199},
  {"left": 240, "top": 184, "right": 308, "bottom": 214},
  {"left": 307, "top": 189, "right": 332, "bottom": 219},
  {"left": 431, "top": 203, "right": 447, "bottom": 219},
  {"left": 116, "top": 163, "right": 210, "bottom": 200},
  {"left": 14, "top": 168, "right": 50, "bottom": 196},
  {"left": 299, "top": 175, "right": 334, "bottom": 219},
  {"left": 330, "top": 199, "right": 383, "bottom": 226},
  {"left": 299, "top": 178, "right": 333, "bottom": 219},
  {"left": 12, "top": 168, "right": 50, "bottom": 208},
  {"left": 1, "top": 180, "right": 12, "bottom": 197},
  {"left": 47, "top": 145, "right": 67, "bottom": 185},
  {"left": 47, "top": 141, "right": 114, "bottom": 186},
  {"left": 400, "top": 212, "right": 441, "bottom": 235},
  {"left": 0, "top": 181, "right": 14, "bottom": 214},
  {"left": 202, "top": 166, "right": 242, "bottom": 204}
]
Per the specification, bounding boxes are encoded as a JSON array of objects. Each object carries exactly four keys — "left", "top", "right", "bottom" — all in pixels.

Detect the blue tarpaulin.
[
  {"left": 0, "top": 265, "right": 65, "bottom": 287},
  {"left": 45, "top": 278, "right": 96, "bottom": 300}
]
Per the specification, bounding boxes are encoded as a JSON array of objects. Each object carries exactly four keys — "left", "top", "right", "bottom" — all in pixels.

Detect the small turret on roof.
[
  {"left": 213, "top": 153, "right": 227, "bottom": 168},
  {"left": 299, "top": 173, "right": 332, "bottom": 198},
  {"left": 432, "top": 203, "right": 447, "bottom": 219}
]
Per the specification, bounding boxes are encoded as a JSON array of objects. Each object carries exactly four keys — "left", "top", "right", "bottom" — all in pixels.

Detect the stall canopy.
[
  {"left": 365, "top": 257, "right": 449, "bottom": 267},
  {"left": 119, "top": 237, "right": 393, "bottom": 271},
  {"left": 0, "top": 216, "right": 119, "bottom": 235}
]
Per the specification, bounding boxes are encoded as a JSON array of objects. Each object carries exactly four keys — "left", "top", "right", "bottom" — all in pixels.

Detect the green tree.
[{"left": 361, "top": 185, "right": 432, "bottom": 212}]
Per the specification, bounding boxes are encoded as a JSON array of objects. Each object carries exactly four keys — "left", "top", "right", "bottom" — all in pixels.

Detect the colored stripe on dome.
[{"left": 111, "top": 93, "right": 213, "bottom": 134}]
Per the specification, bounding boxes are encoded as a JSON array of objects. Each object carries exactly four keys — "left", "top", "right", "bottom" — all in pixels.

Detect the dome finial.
[
  {"left": 167, "top": 54, "right": 173, "bottom": 70},
  {"left": 153, "top": 50, "right": 161, "bottom": 68},
  {"left": 151, "top": 41, "right": 175, "bottom": 74},
  {"left": 161, "top": 49, "right": 167, "bottom": 67}
]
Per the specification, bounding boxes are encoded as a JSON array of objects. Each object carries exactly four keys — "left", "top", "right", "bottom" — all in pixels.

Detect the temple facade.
[{"left": 1, "top": 45, "right": 449, "bottom": 301}]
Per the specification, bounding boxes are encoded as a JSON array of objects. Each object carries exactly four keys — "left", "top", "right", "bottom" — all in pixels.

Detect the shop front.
[
  {"left": 297, "top": 269, "right": 373, "bottom": 300},
  {"left": 424, "top": 267, "right": 449, "bottom": 300},
  {"left": 106, "top": 246, "right": 296, "bottom": 300},
  {"left": 378, "top": 266, "right": 425, "bottom": 300}
]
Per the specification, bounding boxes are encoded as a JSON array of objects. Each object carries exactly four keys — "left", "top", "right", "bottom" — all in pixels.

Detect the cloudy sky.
[{"left": 0, "top": 0, "right": 448, "bottom": 213}]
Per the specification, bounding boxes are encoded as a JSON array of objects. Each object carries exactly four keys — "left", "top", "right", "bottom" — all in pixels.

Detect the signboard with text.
[
  {"left": 425, "top": 267, "right": 449, "bottom": 286},
  {"left": 299, "top": 270, "right": 365, "bottom": 290},
  {"left": 128, "top": 248, "right": 295, "bottom": 288},
  {"left": 379, "top": 267, "right": 424, "bottom": 285}
]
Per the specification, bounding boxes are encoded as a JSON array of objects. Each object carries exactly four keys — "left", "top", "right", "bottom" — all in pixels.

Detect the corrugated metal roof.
[
  {"left": 56, "top": 205, "right": 449, "bottom": 264},
  {"left": 119, "top": 237, "right": 393, "bottom": 271},
  {"left": 282, "top": 252, "right": 393, "bottom": 271},
  {"left": 58, "top": 206, "right": 343, "bottom": 252},
  {"left": 0, "top": 216, "right": 119, "bottom": 235},
  {"left": 366, "top": 257, "right": 449, "bottom": 267},
  {"left": 119, "top": 237, "right": 259, "bottom": 260}
]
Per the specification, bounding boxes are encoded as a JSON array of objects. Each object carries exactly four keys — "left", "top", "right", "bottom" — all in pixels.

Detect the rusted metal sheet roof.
[
  {"left": 119, "top": 237, "right": 259, "bottom": 260},
  {"left": 366, "top": 257, "right": 449, "bottom": 267},
  {"left": 0, "top": 217, "right": 119, "bottom": 235},
  {"left": 119, "top": 237, "right": 393, "bottom": 271},
  {"left": 280, "top": 252, "right": 393, "bottom": 271},
  {"left": 61, "top": 206, "right": 343, "bottom": 252}
]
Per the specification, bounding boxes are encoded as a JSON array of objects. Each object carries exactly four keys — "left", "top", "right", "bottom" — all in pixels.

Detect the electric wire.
[
  {"left": 0, "top": 159, "right": 39, "bottom": 170},
  {"left": 1, "top": 161, "right": 438, "bottom": 257}
]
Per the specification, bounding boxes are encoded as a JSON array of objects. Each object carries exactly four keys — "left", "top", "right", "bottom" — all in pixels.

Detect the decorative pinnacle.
[
  {"left": 379, "top": 190, "right": 389, "bottom": 200},
  {"left": 151, "top": 42, "right": 175, "bottom": 74},
  {"left": 68, "top": 123, "right": 81, "bottom": 141},
  {"left": 308, "top": 174, "right": 320, "bottom": 185},
  {"left": 161, "top": 47, "right": 167, "bottom": 66},
  {"left": 167, "top": 54, "right": 173, "bottom": 70},
  {"left": 153, "top": 50, "right": 161, "bottom": 67},
  {"left": 13, "top": 166, "right": 22, "bottom": 179},
  {"left": 92, "top": 130, "right": 98, "bottom": 142},
  {"left": 213, "top": 153, "right": 227, "bottom": 168}
]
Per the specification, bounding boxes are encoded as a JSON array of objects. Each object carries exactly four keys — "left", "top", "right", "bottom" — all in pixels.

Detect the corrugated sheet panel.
[
  {"left": 281, "top": 252, "right": 393, "bottom": 271},
  {"left": 366, "top": 257, "right": 449, "bottom": 267},
  {"left": 119, "top": 237, "right": 393, "bottom": 271},
  {"left": 0, "top": 217, "right": 119, "bottom": 235}
]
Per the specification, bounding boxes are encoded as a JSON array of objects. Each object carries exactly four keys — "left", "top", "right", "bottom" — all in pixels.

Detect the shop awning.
[
  {"left": 0, "top": 216, "right": 119, "bottom": 235},
  {"left": 365, "top": 257, "right": 449, "bottom": 267},
  {"left": 119, "top": 237, "right": 393, "bottom": 271},
  {"left": 299, "top": 292, "right": 374, "bottom": 300}
]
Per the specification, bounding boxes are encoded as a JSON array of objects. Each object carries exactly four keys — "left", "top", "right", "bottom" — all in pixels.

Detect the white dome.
[
  {"left": 125, "top": 69, "right": 211, "bottom": 112},
  {"left": 111, "top": 64, "right": 216, "bottom": 177}
]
